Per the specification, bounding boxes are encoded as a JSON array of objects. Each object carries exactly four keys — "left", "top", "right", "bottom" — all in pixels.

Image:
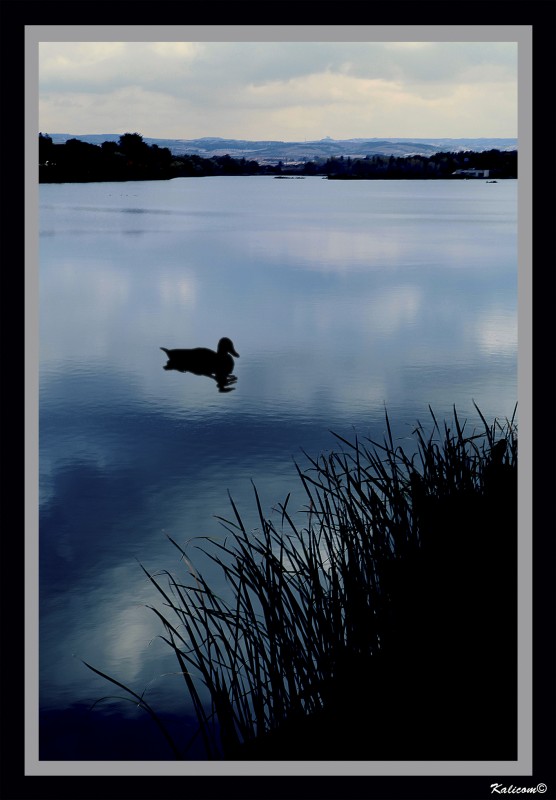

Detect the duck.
[{"left": 160, "top": 337, "right": 239, "bottom": 380}]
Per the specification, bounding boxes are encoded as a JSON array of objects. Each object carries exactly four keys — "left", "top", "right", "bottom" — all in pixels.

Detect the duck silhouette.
[{"left": 161, "top": 337, "right": 240, "bottom": 392}]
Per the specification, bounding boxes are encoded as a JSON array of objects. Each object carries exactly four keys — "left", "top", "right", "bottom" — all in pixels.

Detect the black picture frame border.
[{"left": 1, "top": 2, "right": 554, "bottom": 798}]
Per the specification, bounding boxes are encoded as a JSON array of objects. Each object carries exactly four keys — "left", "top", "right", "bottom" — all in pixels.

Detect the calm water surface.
[{"left": 39, "top": 176, "right": 517, "bottom": 759}]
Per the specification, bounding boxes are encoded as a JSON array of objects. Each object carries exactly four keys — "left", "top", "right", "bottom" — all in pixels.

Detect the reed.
[{"left": 85, "top": 403, "right": 518, "bottom": 759}]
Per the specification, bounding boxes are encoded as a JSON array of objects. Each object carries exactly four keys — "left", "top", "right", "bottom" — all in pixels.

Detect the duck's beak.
[{"left": 231, "top": 347, "right": 239, "bottom": 358}]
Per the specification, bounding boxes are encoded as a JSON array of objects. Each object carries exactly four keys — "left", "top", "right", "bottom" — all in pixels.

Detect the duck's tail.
[{"left": 160, "top": 347, "right": 170, "bottom": 356}]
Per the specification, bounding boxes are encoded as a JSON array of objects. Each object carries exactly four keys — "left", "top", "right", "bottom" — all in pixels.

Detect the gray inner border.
[{"left": 25, "top": 24, "right": 533, "bottom": 779}]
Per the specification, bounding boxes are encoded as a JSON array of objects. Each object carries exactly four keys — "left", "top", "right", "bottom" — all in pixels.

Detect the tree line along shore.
[{"left": 39, "top": 132, "right": 518, "bottom": 183}]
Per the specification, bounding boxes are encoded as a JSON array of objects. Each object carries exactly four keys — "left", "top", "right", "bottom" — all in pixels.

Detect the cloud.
[{"left": 38, "top": 40, "right": 518, "bottom": 138}]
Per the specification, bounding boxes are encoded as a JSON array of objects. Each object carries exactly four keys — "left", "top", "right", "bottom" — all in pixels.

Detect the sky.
[{"left": 38, "top": 40, "right": 518, "bottom": 141}]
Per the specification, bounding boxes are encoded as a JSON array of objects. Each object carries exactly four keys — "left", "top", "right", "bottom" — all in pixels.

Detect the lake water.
[{"left": 38, "top": 175, "right": 517, "bottom": 760}]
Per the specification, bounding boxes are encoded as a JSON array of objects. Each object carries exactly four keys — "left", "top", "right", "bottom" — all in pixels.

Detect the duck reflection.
[{"left": 161, "top": 336, "right": 240, "bottom": 393}]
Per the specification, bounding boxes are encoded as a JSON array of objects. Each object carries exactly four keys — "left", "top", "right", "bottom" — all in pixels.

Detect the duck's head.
[{"left": 218, "top": 337, "right": 240, "bottom": 358}]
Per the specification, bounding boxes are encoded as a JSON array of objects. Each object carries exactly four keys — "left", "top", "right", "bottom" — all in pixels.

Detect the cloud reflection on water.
[{"left": 38, "top": 177, "right": 518, "bottom": 757}]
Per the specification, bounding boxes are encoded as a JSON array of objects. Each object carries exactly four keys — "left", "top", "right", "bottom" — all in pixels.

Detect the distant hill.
[{"left": 46, "top": 134, "right": 517, "bottom": 164}]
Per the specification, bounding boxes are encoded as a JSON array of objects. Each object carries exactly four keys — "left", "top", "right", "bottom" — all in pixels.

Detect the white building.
[{"left": 452, "top": 168, "right": 490, "bottom": 178}]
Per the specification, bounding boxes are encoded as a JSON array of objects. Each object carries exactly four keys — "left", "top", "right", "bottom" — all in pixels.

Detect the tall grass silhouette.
[{"left": 85, "top": 404, "right": 518, "bottom": 760}]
